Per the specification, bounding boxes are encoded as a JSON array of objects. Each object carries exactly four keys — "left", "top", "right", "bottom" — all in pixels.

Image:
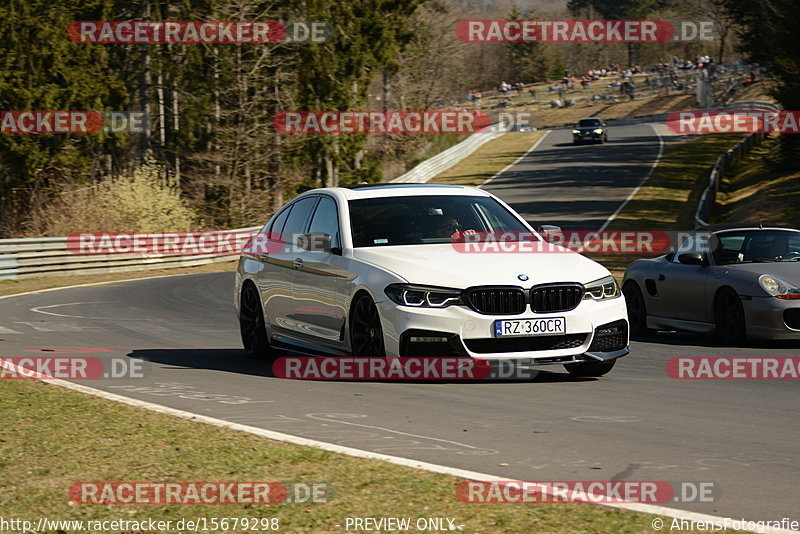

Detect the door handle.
[
  {"left": 657, "top": 274, "right": 665, "bottom": 281},
  {"left": 293, "top": 258, "right": 304, "bottom": 270}
]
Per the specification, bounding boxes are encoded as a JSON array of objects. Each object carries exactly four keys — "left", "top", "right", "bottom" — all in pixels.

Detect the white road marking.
[
  {"left": 478, "top": 130, "right": 551, "bottom": 189},
  {"left": 0, "top": 325, "right": 23, "bottom": 334},
  {"left": 597, "top": 123, "right": 664, "bottom": 232},
  {"left": 571, "top": 415, "right": 640, "bottom": 423},
  {"left": 13, "top": 321, "right": 94, "bottom": 332},
  {"left": 30, "top": 301, "right": 109, "bottom": 319},
  {"left": 305, "top": 413, "right": 498, "bottom": 456}
]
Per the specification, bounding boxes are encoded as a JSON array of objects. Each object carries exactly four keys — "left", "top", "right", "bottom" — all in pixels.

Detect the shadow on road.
[
  {"left": 631, "top": 331, "right": 800, "bottom": 349},
  {"left": 127, "top": 348, "right": 605, "bottom": 384}
]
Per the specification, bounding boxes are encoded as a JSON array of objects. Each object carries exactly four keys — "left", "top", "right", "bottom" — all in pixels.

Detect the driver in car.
[{"left": 436, "top": 216, "right": 477, "bottom": 240}]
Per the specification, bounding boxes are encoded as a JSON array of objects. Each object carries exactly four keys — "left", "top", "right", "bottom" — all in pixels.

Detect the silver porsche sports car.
[{"left": 622, "top": 225, "right": 800, "bottom": 345}]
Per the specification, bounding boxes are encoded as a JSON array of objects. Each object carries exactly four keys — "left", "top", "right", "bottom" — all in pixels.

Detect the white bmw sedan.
[{"left": 234, "top": 184, "right": 629, "bottom": 377}]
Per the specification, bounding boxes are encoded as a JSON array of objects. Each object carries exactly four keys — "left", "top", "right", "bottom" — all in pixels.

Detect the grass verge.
[
  {"left": 0, "top": 379, "right": 676, "bottom": 533},
  {"left": 430, "top": 130, "right": 544, "bottom": 186},
  {"left": 712, "top": 134, "right": 800, "bottom": 227}
]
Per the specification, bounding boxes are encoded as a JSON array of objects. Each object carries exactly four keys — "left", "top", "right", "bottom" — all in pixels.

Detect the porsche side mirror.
[{"left": 678, "top": 252, "right": 705, "bottom": 265}]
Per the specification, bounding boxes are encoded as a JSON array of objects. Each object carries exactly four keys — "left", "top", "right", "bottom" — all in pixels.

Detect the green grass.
[{"left": 0, "top": 380, "right": 676, "bottom": 533}]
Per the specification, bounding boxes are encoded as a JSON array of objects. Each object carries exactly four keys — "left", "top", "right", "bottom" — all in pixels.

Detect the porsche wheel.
[
  {"left": 622, "top": 281, "right": 651, "bottom": 336},
  {"left": 715, "top": 288, "right": 747, "bottom": 346}
]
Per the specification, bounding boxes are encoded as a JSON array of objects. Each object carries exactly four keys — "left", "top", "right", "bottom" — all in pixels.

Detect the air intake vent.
[{"left": 465, "top": 334, "right": 587, "bottom": 354}]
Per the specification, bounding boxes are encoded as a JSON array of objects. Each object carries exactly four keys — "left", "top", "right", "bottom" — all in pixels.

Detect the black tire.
[
  {"left": 622, "top": 281, "right": 651, "bottom": 336},
  {"left": 239, "top": 284, "right": 273, "bottom": 359},
  {"left": 349, "top": 293, "right": 385, "bottom": 357},
  {"left": 715, "top": 288, "right": 747, "bottom": 346},
  {"left": 565, "top": 360, "right": 616, "bottom": 377}
]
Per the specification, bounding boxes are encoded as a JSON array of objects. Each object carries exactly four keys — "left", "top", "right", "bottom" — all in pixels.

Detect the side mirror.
[
  {"left": 678, "top": 252, "right": 705, "bottom": 265},
  {"left": 297, "top": 233, "right": 332, "bottom": 252},
  {"left": 537, "top": 224, "right": 562, "bottom": 242}
]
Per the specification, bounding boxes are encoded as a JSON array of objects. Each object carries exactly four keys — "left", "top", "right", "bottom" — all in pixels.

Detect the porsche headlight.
[
  {"left": 758, "top": 274, "right": 800, "bottom": 299},
  {"left": 593, "top": 128, "right": 603, "bottom": 134},
  {"left": 572, "top": 129, "right": 580, "bottom": 134},
  {"left": 385, "top": 284, "right": 462, "bottom": 308},
  {"left": 583, "top": 275, "right": 621, "bottom": 301}
]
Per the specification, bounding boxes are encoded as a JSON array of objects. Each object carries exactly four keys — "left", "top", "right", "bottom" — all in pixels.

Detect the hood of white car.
[{"left": 352, "top": 244, "right": 611, "bottom": 288}]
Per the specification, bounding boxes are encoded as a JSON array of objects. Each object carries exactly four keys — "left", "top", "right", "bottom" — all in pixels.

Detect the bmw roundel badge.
[{"left": 517, "top": 274, "right": 529, "bottom": 281}]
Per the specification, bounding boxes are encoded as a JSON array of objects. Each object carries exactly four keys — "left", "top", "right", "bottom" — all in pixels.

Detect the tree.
[
  {"left": 724, "top": 0, "right": 800, "bottom": 163},
  {"left": 505, "top": 5, "right": 551, "bottom": 83},
  {"left": 291, "top": 0, "right": 424, "bottom": 187},
  {"left": 0, "top": 0, "right": 130, "bottom": 236},
  {"left": 567, "top": 0, "right": 659, "bottom": 67}
]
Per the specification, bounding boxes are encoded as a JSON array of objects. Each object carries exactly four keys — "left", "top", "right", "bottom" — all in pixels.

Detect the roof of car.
[
  {"left": 577, "top": 117, "right": 603, "bottom": 121},
  {"left": 701, "top": 223, "right": 800, "bottom": 233},
  {"left": 304, "top": 183, "right": 490, "bottom": 201}
]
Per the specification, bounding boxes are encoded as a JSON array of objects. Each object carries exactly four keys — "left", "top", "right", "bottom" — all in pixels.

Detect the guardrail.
[
  {"left": 390, "top": 124, "right": 508, "bottom": 183},
  {"left": 0, "top": 226, "right": 261, "bottom": 281},
  {"left": 694, "top": 101, "right": 780, "bottom": 228}
]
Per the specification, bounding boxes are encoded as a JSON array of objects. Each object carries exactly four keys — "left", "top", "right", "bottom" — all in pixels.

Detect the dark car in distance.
[{"left": 572, "top": 117, "right": 608, "bottom": 144}]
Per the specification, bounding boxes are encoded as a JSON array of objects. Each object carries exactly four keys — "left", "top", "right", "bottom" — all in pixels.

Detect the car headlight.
[
  {"left": 583, "top": 275, "right": 620, "bottom": 301},
  {"left": 593, "top": 128, "right": 603, "bottom": 134},
  {"left": 385, "top": 284, "right": 462, "bottom": 308},
  {"left": 758, "top": 274, "right": 800, "bottom": 299},
  {"left": 572, "top": 129, "right": 580, "bottom": 134}
]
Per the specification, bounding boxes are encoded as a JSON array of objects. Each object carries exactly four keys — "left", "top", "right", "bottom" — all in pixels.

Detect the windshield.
[
  {"left": 348, "top": 195, "right": 531, "bottom": 247},
  {"left": 712, "top": 229, "right": 800, "bottom": 264},
  {"left": 578, "top": 119, "right": 602, "bottom": 127}
]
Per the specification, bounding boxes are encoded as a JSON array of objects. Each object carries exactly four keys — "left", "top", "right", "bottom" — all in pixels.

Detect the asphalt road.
[
  {"left": 2, "top": 125, "right": 798, "bottom": 526},
  {"left": 484, "top": 123, "right": 662, "bottom": 231}
]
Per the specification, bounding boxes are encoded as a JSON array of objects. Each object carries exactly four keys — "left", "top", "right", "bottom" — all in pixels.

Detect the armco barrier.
[
  {"left": 693, "top": 101, "right": 780, "bottom": 228},
  {"left": 0, "top": 226, "right": 261, "bottom": 281}
]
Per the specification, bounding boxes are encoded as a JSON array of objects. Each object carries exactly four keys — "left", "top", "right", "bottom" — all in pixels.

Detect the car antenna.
[{"left": 759, "top": 222, "right": 763, "bottom": 229}]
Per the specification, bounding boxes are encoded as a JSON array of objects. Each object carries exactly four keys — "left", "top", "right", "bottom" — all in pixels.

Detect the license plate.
[{"left": 495, "top": 317, "right": 566, "bottom": 337}]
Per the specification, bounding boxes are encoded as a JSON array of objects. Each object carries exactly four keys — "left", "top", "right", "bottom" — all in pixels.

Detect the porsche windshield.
[
  {"left": 348, "top": 195, "right": 530, "bottom": 247},
  {"left": 712, "top": 229, "right": 800, "bottom": 264}
]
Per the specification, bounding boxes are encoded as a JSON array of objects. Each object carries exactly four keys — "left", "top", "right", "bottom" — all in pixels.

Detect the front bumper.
[
  {"left": 376, "top": 296, "right": 629, "bottom": 363},
  {"left": 744, "top": 295, "right": 800, "bottom": 340},
  {"left": 574, "top": 131, "right": 604, "bottom": 141}
]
